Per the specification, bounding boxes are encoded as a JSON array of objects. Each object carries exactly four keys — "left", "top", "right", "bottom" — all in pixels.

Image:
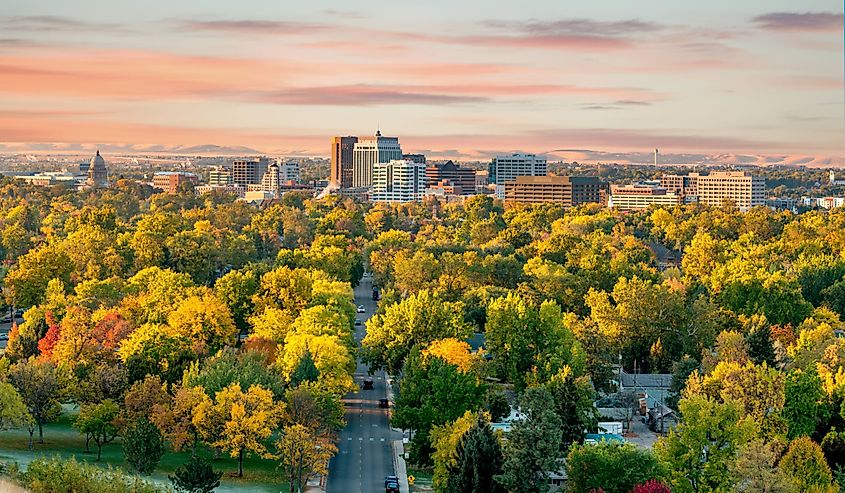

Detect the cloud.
[
  {"left": 752, "top": 12, "right": 844, "bottom": 31},
  {"left": 175, "top": 19, "right": 327, "bottom": 34},
  {"left": 0, "top": 15, "right": 124, "bottom": 32},
  {"left": 257, "top": 85, "right": 487, "bottom": 105}
]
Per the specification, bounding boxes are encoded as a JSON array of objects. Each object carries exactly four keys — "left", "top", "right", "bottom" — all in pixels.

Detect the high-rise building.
[
  {"left": 231, "top": 158, "right": 269, "bottom": 186},
  {"left": 490, "top": 154, "right": 547, "bottom": 199},
  {"left": 209, "top": 166, "right": 233, "bottom": 186},
  {"left": 260, "top": 162, "right": 281, "bottom": 196},
  {"left": 660, "top": 172, "right": 700, "bottom": 196},
  {"left": 331, "top": 136, "right": 357, "bottom": 188},
  {"left": 370, "top": 159, "right": 426, "bottom": 203},
  {"left": 153, "top": 172, "right": 199, "bottom": 194},
  {"left": 279, "top": 161, "right": 300, "bottom": 183},
  {"left": 608, "top": 184, "right": 683, "bottom": 211},
  {"left": 504, "top": 175, "right": 604, "bottom": 206},
  {"left": 87, "top": 150, "right": 109, "bottom": 187},
  {"left": 695, "top": 171, "right": 765, "bottom": 211},
  {"left": 353, "top": 131, "right": 402, "bottom": 188},
  {"left": 425, "top": 161, "right": 476, "bottom": 195}
]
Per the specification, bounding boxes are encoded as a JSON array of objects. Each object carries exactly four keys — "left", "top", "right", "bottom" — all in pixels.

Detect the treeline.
[{"left": 360, "top": 196, "right": 845, "bottom": 492}]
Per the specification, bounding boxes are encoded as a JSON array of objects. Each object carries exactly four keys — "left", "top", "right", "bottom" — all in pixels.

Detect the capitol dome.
[
  {"left": 87, "top": 150, "right": 109, "bottom": 187},
  {"left": 90, "top": 150, "right": 105, "bottom": 169}
]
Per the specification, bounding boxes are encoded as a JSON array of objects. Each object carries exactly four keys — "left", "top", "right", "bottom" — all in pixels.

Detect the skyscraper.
[
  {"left": 352, "top": 131, "right": 402, "bottom": 188},
  {"left": 489, "top": 153, "right": 547, "bottom": 199},
  {"left": 370, "top": 159, "right": 426, "bottom": 203},
  {"left": 330, "top": 136, "right": 357, "bottom": 188}
]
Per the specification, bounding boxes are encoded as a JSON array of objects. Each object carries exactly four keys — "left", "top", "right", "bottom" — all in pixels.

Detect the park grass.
[
  {"left": 408, "top": 466, "right": 433, "bottom": 492},
  {"left": 0, "top": 408, "right": 287, "bottom": 493}
]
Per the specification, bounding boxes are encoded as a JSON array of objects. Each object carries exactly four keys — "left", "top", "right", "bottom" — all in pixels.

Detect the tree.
[
  {"left": 0, "top": 382, "right": 30, "bottom": 432},
  {"left": 288, "top": 350, "right": 320, "bottom": 388},
  {"left": 167, "top": 293, "right": 238, "bottom": 355},
  {"left": 566, "top": 441, "right": 665, "bottom": 493},
  {"left": 214, "top": 268, "right": 259, "bottom": 333},
  {"left": 183, "top": 348, "right": 285, "bottom": 400},
  {"left": 123, "top": 417, "right": 165, "bottom": 475},
  {"left": 630, "top": 480, "right": 672, "bottom": 493},
  {"left": 780, "top": 436, "right": 836, "bottom": 492},
  {"left": 8, "top": 357, "right": 62, "bottom": 447},
  {"left": 432, "top": 411, "right": 478, "bottom": 492},
  {"left": 495, "top": 387, "right": 562, "bottom": 493},
  {"left": 194, "top": 383, "right": 281, "bottom": 477},
  {"left": 729, "top": 440, "right": 792, "bottom": 493},
  {"left": 5, "top": 245, "right": 73, "bottom": 307},
  {"left": 277, "top": 423, "right": 337, "bottom": 493},
  {"left": 783, "top": 368, "right": 829, "bottom": 439},
  {"left": 545, "top": 367, "right": 597, "bottom": 454},
  {"left": 392, "top": 351, "right": 485, "bottom": 464},
  {"left": 444, "top": 415, "right": 505, "bottom": 493},
  {"left": 74, "top": 400, "right": 120, "bottom": 461},
  {"left": 151, "top": 385, "right": 210, "bottom": 454},
  {"left": 362, "top": 289, "right": 470, "bottom": 373},
  {"left": 124, "top": 375, "right": 169, "bottom": 421},
  {"left": 654, "top": 396, "right": 754, "bottom": 493},
  {"left": 169, "top": 455, "right": 223, "bottom": 493}
]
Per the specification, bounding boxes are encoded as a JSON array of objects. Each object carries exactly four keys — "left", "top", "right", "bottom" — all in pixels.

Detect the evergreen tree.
[
  {"left": 745, "top": 325, "right": 776, "bottom": 367},
  {"left": 123, "top": 416, "right": 165, "bottom": 475},
  {"left": 445, "top": 415, "right": 505, "bottom": 493},
  {"left": 169, "top": 455, "right": 223, "bottom": 493},
  {"left": 289, "top": 350, "right": 320, "bottom": 387}
]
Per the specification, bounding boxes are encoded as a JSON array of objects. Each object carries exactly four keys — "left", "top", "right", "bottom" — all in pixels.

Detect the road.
[{"left": 326, "top": 276, "right": 396, "bottom": 493}]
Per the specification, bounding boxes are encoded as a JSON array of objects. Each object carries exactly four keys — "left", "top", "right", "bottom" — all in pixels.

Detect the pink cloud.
[{"left": 753, "top": 12, "right": 843, "bottom": 32}]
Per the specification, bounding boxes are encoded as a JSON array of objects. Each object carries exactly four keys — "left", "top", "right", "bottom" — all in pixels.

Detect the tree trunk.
[
  {"left": 85, "top": 432, "right": 91, "bottom": 453},
  {"left": 38, "top": 421, "right": 44, "bottom": 444},
  {"left": 238, "top": 448, "right": 243, "bottom": 478},
  {"left": 28, "top": 428, "right": 33, "bottom": 450},
  {"left": 96, "top": 442, "right": 102, "bottom": 461}
]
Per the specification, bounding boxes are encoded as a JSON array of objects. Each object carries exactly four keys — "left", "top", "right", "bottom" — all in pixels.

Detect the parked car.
[
  {"left": 378, "top": 398, "right": 389, "bottom": 409},
  {"left": 357, "top": 305, "right": 365, "bottom": 313},
  {"left": 363, "top": 378, "right": 374, "bottom": 390}
]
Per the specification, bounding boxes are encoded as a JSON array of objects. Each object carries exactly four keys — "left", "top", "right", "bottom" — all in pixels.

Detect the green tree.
[
  {"left": 545, "top": 367, "right": 597, "bottom": 454},
  {"left": 783, "top": 368, "right": 829, "bottom": 439},
  {"left": 654, "top": 396, "right": 754, "bottom": 493},
  {"left": 780, "top": 436, "right": 836, "bottom": 492},
  {"left": 289, "top": 350, "right": 320, "bottom": 388},
  {"left": 8, "top": 357, "right": 62, "bottom": 447},
  {"left": 123, "top": 416, "right": 165, "bottom": 475},
  {"left": 566, "top": 441, "right": 665, "bottom": 493},
  {"left": 444, "top": 415, "right": 505, "bottom": 493},
  {"left": 183, "top": 348, "right": 285, "bottom": 400},
  {"left": 0, "top": 381, "right": 30, "bottom": 432},
  {"left": 495, "top": 387, "right": 562, "bottom": 493},
  {"left": 169, "top": 455, "right": 223, "bottom": 493},
  {"left": 729, "top": 440, "right": 792, "bottom": 493},
  {"left": 74, "top": 400, "right": 120, "bottom": 461}
]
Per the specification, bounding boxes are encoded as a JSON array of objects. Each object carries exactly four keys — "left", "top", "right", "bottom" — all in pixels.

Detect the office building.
[
  {"left": 352, "top": 131, "right": 402, "bottom": 188},
  {"left": 260, "top": 162, "right": 281, "bottom": 196},
  {"left": 402, "top": 154, "right": 426, "bottom": 164},
  {"left": 195, "top": 184, "right": 246, "bottom": 197},
  {"left": 279, "top": 161, "right": 300, "bottom": 183},
  {"left": 370, "top": 159, "right": 426, "bottom": 203},
  {"left": 17, "top": 171, "right": 80, "bottom": 188},
  {"left": 660, "top": 172, "right": 700, "bottom": 197},
  {"left": 475, "top": 170, "right": 490, "bottom": 193},
  {"left": 490, "top": 154, "right": 547, "bottom": 198},
  {"left": 153, "top": 172, "right": 199, "bottom": 194},
  {"left": 87, "top": 150, "right": 109, "bottom": 187},
  {"left": 695, "top": 171, "right": 765, "bottom": 211},
  {"left": 232, "top": 158, "right": 269, "bottom": 186},
  {"left": 209, "top": 167, "right": 233, "bottom": 186},
  {"left": 504, "top": 175, "right": 604, "bottom": 206},
  {"left": 425, "top": 161, "right": 476, "bottom": 195},
  {"left": 608, "top": 184, "right": 683, "bottom": 211},
  {"left": 331, "top": 136, "right": 357, "bottom": 188}
]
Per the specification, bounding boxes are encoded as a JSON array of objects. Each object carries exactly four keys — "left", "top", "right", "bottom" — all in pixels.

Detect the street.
[{"left": 326, "top": 276, "right": 396, "bottom": 493}]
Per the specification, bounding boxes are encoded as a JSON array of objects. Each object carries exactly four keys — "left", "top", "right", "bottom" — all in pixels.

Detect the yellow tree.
[
  {"left": 277, "top": 423, "right": 337, "bottom": 493},
  {"left": 168, "top": 293, "right": 237, "bottom": 354},
  {"left": 422, "top": 338, "right": 478, "bottom": 374},
  {"left": 195, "top": 383, "right": 282, "bottom": 477},
  {"left": 277, "top": 333, "right": 356, "bottom": 395},
  {"left": 151, "top": 385, "right": 209, "bottom": 453}
]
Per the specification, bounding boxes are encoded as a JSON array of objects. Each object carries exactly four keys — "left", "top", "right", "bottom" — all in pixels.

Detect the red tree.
[
  {"left": 37, "top": 322, "right": 61, "bottom": 359},
  {"left": 90, "top": 312, "right": 133, "bottom": 350},
  {"left": 630, "top": 479, "right": 671, "bottom": 493}
]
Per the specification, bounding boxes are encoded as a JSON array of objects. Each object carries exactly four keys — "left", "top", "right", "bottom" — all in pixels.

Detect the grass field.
[{"left": 0, "top": 406, "right": 287, "bottom": 493}]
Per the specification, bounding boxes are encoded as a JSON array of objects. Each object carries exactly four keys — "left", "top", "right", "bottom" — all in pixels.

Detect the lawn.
[{"left": 0, "top": 407, "right": 288, "bottom": 493}]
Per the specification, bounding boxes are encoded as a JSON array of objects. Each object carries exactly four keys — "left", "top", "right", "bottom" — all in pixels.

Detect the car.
[
  {"left": 0, "top": 333, "right": 9, "bottom": 341},
  {"left": 385, "top": 476, "right": 399, "bottom": 492},
  {"left": 354, "top": 319, "right": 362, "bottom": 326},
  {"left": 378, "top": 398, "right": 389, "bottom": 409},
  {"left": 0, "top": 315, "right": 11, "bottom": 323},
  {"left": 363, "top": 378, "right": 374, "bottom": 390},
  {"left": 357, "top": 305, "right": 365, "bottom": 313}
]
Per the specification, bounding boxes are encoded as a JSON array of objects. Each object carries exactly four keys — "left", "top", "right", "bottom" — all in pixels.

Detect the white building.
[
  {"left": 352, "top": 130, "right": 403, "bottom": 188},
  {"left": 608, "top": 184, "right": 683, "bottom": 211},
  {"left": 208, "top": 167, "right": 232, "bottom": 186},
  {"left": 695, "top": 171, "right": 765, "bottom": 212},
  {"left": 370, "top": 159, "right": 426, "bottom": 203},
  {"left": 490, "top": 153, "right": 547, "bottom": 199},
  {"left": 260, "top": 162, "right": 281, "bottom": 196},
  {"left": 279, "top": 161, "right": 300, "bottom": 183}
]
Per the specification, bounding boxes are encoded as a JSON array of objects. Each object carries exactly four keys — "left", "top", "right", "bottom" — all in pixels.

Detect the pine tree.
[
  {"left": 745, "top": 325, "right": 776, "bottom": 367},
  {"left": 169, "top": 455, "right": 223, "bottom": 493},
  {"left": 123, "top": 416, "right": 165, "bottom": 475},
  {"left": 445, "top": 415, "right": 505, "bottom": 493},
  {"left": 289, "top": 350, "right": 319, "bottom": 387}
]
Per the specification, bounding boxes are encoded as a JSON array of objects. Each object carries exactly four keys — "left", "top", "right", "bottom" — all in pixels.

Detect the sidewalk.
[{"left": 391, "top": 439, "right": 410, "bottom": 493}]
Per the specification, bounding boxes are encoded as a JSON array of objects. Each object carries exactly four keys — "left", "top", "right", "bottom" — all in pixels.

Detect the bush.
[
  {"left": 169, "top": 455, "right": 222, "bottom": 493},
  {"left": 123, "top": 417, "right": 166, "bottom": 475},
  {"left": 20, "top": 456, "right": 167, "bottom": 493}
]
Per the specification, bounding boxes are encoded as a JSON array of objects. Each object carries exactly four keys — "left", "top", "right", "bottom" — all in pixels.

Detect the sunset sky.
[{"left": 0, "top": 0, "right": 843, "bottom": 164}]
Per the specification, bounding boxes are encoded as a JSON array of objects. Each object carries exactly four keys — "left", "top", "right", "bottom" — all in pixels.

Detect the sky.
[{"left": 0, "top": 0, "right": 843, "bottom": 165}]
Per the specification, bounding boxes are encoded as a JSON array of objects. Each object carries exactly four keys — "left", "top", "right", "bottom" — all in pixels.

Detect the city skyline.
[{"left": 0, "top": 1, "right": 843, "bottom": 166}]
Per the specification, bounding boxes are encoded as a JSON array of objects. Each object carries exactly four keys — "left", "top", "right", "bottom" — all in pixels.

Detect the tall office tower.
[
  {"left": 352, "top": 130, "right": 402, "bottom": 188},
  {"left": 489, "top": 153, "right": 547, "bottom": 199},
  {"left": 209, "top": 166, "right": 233, "bottom": 186},
  {"left": 695, "top": 171, "right": 765, "bottom": 212},
  {"left": 87, "top": 150, "right": 109, "bottom": 187},
  {"left": 425, "top": 161, "right": 477, "bottom": 195},
  {"left": 231, "top": 158, "right": 269, "bottom": 186},
  {"left": 370, "top": 159, "right": 426, "bottom": 203},
  {"left": 331, "top": 136, "right": 358, "bottom": 188}
]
